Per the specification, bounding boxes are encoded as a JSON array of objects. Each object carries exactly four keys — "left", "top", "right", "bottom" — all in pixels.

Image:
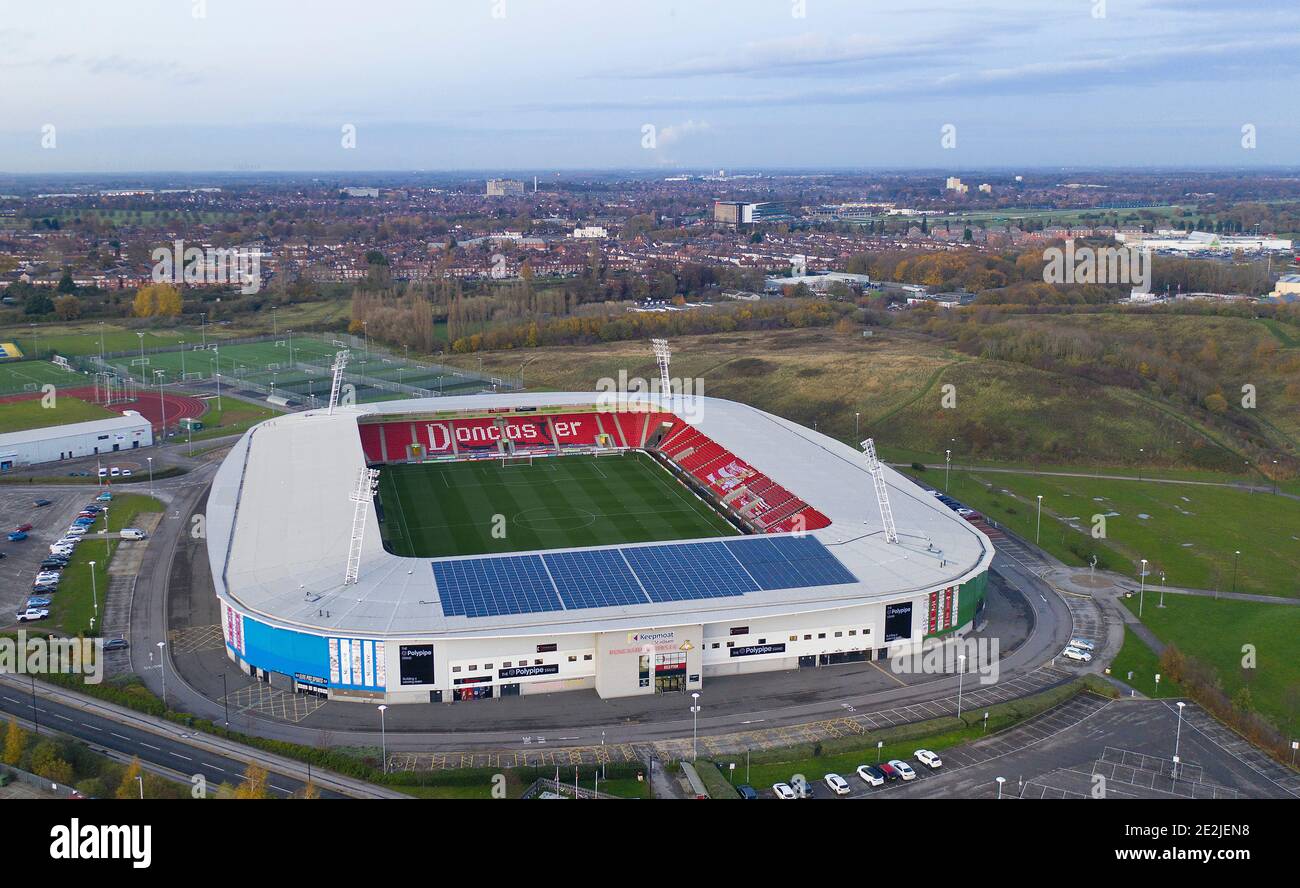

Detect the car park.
[
  {"left": 1068, "top": 638, "right": 1095, "bottom": 652},
  {"left": 877, "top": 762, "right": 900, "bottom": 781},
  {"left": 771, "top": 782, "right": 797, "bottom": 800},
  {"left": 856, "top": 764, "right": 885, "bottom": 786},
  {"left": 824, "top": 773, "right": 851, "bottom": 795},
  {"left": 914, "top": 749, "right": 943, "bottom": 769},
  {"left": 889, "top": 759, "right": 917, "bottom": 781},
  {"left": 16, "top": 608, "right": 49, "bottom": 623},
  {"left": 1062, "top": 646, "right": 1092, "bottom": 662}
]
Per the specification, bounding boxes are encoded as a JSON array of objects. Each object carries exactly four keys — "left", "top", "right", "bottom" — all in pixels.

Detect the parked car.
[
  {"left": 96, "top": 493, "right": 112, "bottom": 502},
  {"left": 914, "top": 749, "right": 943, "bottom": 770},
  {"left": 735, "top": 784, "right": 758, "bottom": 800},
  {"left": 877, "top": 761, "right": 900, "bottom": 781},
  {"left": 824, "top": 773, "right": 851, "bottom": 795},
  {"left": 888, "top": 759, "right": 917, "bottom": 781},
  {"left": 39, "top": 560, "right": 68, "bottom": 570},
  {"left": 64, "top": 526, "right": 87, "bottom": 537},
  {"left": 771, "top": 782, "right": 797, "bottom": 800},
  {"left": 26, "top": 597, "right": 52, "bottom": 608},
  {"left": 14, "top": 523, "right": 33, "bottom": 533},
  {"left": 120, "top": 528, "right": 146, "bottom": 541},
  {"left": 97, "top": 467, "right": 108, "bottom": 478},
  {"left": 34, "top": 571, "right": 61, "bottom": 582},
  {"left": 1068, "top": 638, "right": 1096, "bottom": 652},
  {"left": 33, "top": 499, "right": 52, "bottom": 507},
  {"left": 6, "top": 531, "right": 28, "bottom": 542},
  {"left": 15, "top": 608, "right": 49, "bottom": 623},
  {"left": 121, "top": 469, "right": 133, "bottom": 477},
  {"left": 856, "top": 764, "right": 886, "bottom": 786},
  {"left": 73, "top": 518, "right": 96, "bottom": 527},
  {"left": 0, "top": 552, "right": 6, "bottom": 560},
  {"left": 109, "top": 467, "right": 120, "bottom": 478},
  {"left": 102, "top": 638, "right": 130, "bottom": 652},
  {"left": 1062, "top": 646, "right": 1093, "bottom": 663}
]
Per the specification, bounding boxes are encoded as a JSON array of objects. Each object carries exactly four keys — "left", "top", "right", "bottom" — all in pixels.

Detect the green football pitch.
[{"left": 376, "top": 451, "right": 739, "bottom": 557}]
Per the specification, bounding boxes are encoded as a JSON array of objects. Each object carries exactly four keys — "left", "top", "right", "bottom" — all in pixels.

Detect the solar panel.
[
  {"left": 621, "top": 541, "right": 760, "bottom": 603},
  {"left": 724, "top": 535, "right": 857, "bottom": 589},
  {"left": 543, "top": 549, "right": 650, "bottom": 610},
  {"left": 433, "top": 555, "right": 563, "bottom": 618}
]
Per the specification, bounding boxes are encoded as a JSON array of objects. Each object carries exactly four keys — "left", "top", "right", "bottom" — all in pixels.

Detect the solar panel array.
[{"left": 432, "top": 535, "right": 858, "bottom": 618}]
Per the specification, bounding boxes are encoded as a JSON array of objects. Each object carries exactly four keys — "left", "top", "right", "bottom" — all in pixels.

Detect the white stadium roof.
[{"left": 207, "top": 394, "right": 993, "bottom": 639}]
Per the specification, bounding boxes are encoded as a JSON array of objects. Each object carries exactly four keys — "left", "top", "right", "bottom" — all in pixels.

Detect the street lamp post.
[
  {"left": 690, "top": 692, "right": 701, "bottom": 762},
  {"left": 1139, "top": 559, "right": 1148, "bottom": 618},
  {"left": 221, "top": 672, "right": 230, "bottom": 727},
  {"left": 1173, "top": 701, "right": 1186, "bottom": 779},
  {"left": 378, "top": 704, "right": 389, "bottom": 774},
  {"left": 88, "top": 561, "right": 97, "bottom": 618},
  {"left": 1159, "top": 573, "right": 1166, "bottom": 608},
  {"left": 1035, "top": 495, "right": 1043, "bottom": 544},
  {"left": 945, "top": 449, "right": 952, "bottom": 491},
  {"left": 995, "top": 776, "right": 1006, "bottom": 799},
  {"left": 156, "top": 641, "right": 167, "bottom": 707},
  {"left": 146, "top": 456, "right": 154, "bottom": 496},
  {"left": 1232, "top": 550, "right": 1241, "bottom": 594},
  {"left": 854, "top": 412, "right": 860, "bottom": 441},
  {"left": 956, "top": 653, "right": 966, "bottom": 719}
]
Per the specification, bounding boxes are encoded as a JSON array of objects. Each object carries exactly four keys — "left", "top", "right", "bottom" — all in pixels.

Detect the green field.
[
  {"left": 0, "top": 395, "right": 114, "bottom": 433},
  {"left": 929, "top": 468, "right": 1300, "bottom": 598},
  {"left": 0, "top": 360, "right": 90, "bottom": 396},
  {"left": 1123, "top": 596, "right": 1299, "bottom": 736},
  {"left": 376, "top": 452, "right": 738, "bottom": 557},
  {"left": 1108, "top": 626, "right": 1184, "bottom": 699}
]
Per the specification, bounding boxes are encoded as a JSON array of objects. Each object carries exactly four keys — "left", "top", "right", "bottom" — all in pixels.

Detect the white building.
[
  {"left": 571, "top": 225, "right": 608, "bottom": 239},
  {"left": 0, "top": 413, "right": 153, "bottom": 471}
]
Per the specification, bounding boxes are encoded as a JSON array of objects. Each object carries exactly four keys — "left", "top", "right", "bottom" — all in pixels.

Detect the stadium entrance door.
[{"left": 654, "top": 653, "right": 686, "bottom": 692}]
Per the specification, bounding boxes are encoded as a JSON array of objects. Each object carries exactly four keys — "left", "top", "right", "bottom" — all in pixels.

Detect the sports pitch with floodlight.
[{"left": 375, "top": 451, "right": 739, "bottom": 557}]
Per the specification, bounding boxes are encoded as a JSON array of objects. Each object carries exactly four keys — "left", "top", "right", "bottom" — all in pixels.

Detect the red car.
[
  {"left": 14, "top": 523, "right": 32, "bottom": 533},
  {"left": 877, "top": 762, "right": 901, "bottom": 781}
]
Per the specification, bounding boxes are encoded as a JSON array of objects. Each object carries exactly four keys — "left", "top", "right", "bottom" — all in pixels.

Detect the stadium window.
[
  {"left": 484, "top": 663, "right": 493, "bottom": 670},
  {"left": 758, "top": 638, "right": 766, "bottom": 644},
  {"left": 849, "top": 630, "right": 857, "bottom": 636},
  {"left": 568, "top": 655, "right": 577, "bottom": 662},
  {"left": 725, "top": 641, "right": 734, "bottom": 648},
  {"left": 818, "top": 633, "right": 826, "bottom": 639},
  {"left": 711, "top": 643, "right": 720, "bottom": 649},
  {"left": 451, "top": 666, "right": 461, "bottom": 673},
  {"left": 803, "top": 634, "right": 811, "bottom": 640},
  {"left": 788, "top": 635, "right": 797, "bottom": 642},
  {"left": 863, "top": 628, "right": 871, "bottom": 635},
  {"left": 502, "top": 661, "right": 511, "bottom": 668},
  {"left": 583, "top": 654, "right": 592, "bottom": 661},
  {"left": 834, "top": 632, "right": 842, "bottom": 638},
  {"left": 534, "top": 659, "right": 543, "bottom": 665}
]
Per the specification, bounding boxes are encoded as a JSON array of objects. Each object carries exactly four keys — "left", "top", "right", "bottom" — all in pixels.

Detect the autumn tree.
[
  {"left": 2, "top": 718, "right": 27, "bottom": 766},
  {"left": 233, "top": 764, "right": 270, "bottom": 799},
  {"left": 116, "top": 757, "right": 143, "bottom": 799}
]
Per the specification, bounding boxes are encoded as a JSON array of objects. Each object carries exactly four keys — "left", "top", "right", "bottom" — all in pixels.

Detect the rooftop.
[{"left": 208, "top": 394, "right": 993, "bottom": 639}]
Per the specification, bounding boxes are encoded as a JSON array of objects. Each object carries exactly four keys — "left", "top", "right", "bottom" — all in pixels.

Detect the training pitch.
[{"left": 376, "top": 451, "right": 740, "bottom": 557}]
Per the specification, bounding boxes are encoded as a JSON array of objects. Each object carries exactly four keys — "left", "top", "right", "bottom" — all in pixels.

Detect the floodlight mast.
[
  {"left": 860, "top": 438, "right": 899, "bottom": 544},
  {"left": 344, "top": 467, "right": 380, "bottom": 586},
  {"left": 327, "top": 349, "right": 350, "bottom": 414},
  {"left": 651, "top": 338, "right": 672, "bottom": 408}
]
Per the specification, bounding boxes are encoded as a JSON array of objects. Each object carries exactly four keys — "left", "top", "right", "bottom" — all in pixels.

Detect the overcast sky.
[{"left": 1, "top": 0, "right": 1296, "bottom": 172}]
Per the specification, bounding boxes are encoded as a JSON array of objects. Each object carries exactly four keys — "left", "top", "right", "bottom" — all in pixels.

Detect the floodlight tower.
[
  {"left": 344, "top": 467, "right": 380, "bottom": 586},
  {"left": 860, "top": 437, "right": 899, "bottom": 544},
  {"left": 651, "top": 339, "right": 672, "bottom": 408},
  {"left": 327, "top": 349, "right": 350, "bottom": 414}
]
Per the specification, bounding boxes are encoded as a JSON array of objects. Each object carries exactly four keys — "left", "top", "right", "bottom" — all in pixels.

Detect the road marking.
[
  {"left": 139, "top": 742, "right": 160, "bottom": 751},
  {"left": 81, "top": 722, "right": 102, "bottom": 731},
  {"left": 169, "top": 752, "right": 192, "bottom": 761},
  {"left": 868, "top": 659, "right": 906, "bottom": 686}
]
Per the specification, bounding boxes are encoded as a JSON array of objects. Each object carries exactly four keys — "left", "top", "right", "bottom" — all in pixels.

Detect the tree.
[
  {"left": 2, "top": 718, "right": 27, "bottom": 766},
  {"left": 54, "top": 295, "right": 81, "bottom": 321},
  {"left": 29, "top": 742, "right": 74, "bottom": 786},
  {"left": 133, "top": 283, "right": 181, "bottom": 318},
  {"left": 233, "top": 764, "right": 270, "bottom": 799},
  {"left": 1204, "top": 392, "right": 1228, "bottom": 414},
  {"left": 23, "top": 289, "right": 54, "bottom": 316},
  {"left": 116, "top": 757, "right": 143, "bottom": 799},
  {"left": 57, "top": 271, "right": 77, "bottom": 294}
]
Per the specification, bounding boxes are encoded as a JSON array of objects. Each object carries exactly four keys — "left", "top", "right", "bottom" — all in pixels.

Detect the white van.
[{"left": 120, "top": 527, "right": 147, "bottom": 541}]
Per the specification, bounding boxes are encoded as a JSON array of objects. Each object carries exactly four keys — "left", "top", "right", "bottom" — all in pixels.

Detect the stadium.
[{"left": 207, "top": 392, "right": 994, "bottom": 704}]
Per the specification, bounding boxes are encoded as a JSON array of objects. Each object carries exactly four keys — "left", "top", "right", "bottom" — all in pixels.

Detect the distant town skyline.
[{"left": 1, "top": 0, "right": 1296, "bottom": 173}]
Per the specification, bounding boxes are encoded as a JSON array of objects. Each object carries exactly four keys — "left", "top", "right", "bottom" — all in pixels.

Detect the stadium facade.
[{"left": 208, "top": 393, "right": 993, "bottom": 704}]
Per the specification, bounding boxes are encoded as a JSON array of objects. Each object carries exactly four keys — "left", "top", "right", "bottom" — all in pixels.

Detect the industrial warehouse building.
[
  {"left": 208, "top": 393, "right": 993, "bottom": 704},
  {"left": 0, "top": 413, "right": 153, "bottom": 471}
]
